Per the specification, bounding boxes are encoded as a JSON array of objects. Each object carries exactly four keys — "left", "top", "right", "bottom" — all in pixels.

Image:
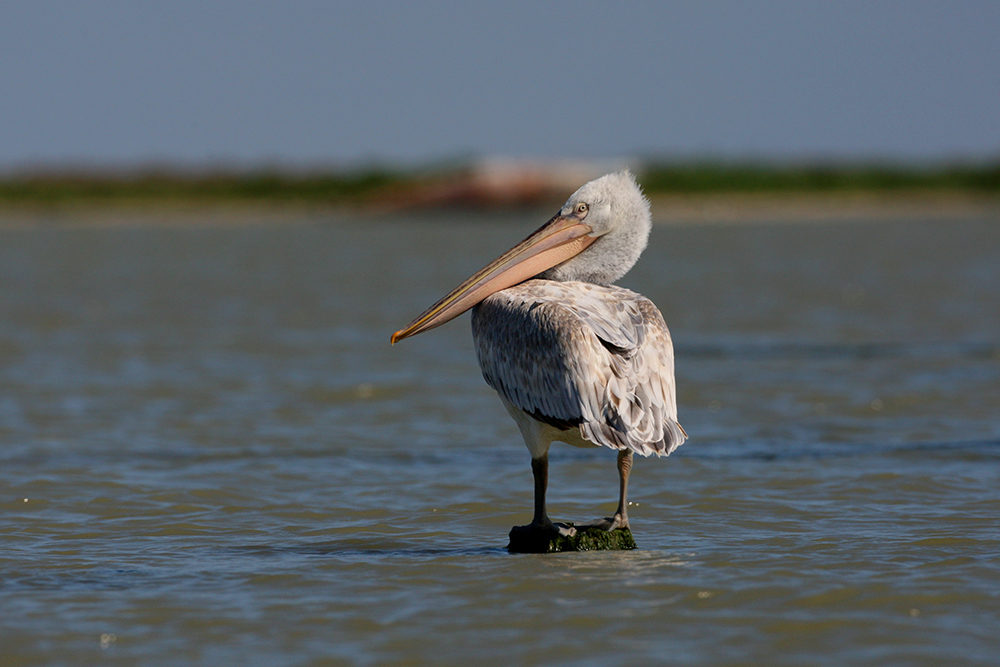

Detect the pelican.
[{"left": 391, "top": 171, "right": 686, "bottom": 541}]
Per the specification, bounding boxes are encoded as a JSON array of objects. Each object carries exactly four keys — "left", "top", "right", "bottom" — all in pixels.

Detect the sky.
[{"left": 2, "top": 1, "right": 999, "bottom": 170}]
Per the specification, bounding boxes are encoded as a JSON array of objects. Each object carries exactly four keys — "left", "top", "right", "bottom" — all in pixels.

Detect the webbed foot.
[
  {"left": 508, "top": 520, "right": 577, "bottom": 553},
  {"left": 578, "top": 513, "right": 629, "bottom": 532},
  {"left": 511, "top": 519, "right": 576, "bottom": 538}
]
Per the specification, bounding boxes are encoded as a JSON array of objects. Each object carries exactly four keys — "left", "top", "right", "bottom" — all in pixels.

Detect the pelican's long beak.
[{"left": 391, "top": 213, "right": 596, "bottom": 344}]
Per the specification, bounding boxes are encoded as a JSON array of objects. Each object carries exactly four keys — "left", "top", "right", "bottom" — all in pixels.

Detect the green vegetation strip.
[
  {"left": 1, "top": 162, "right": 997, "bottom": 205},
  {"left": 640, "top": 161, "right": 1000, "bottom": 193},
  {"left": 0, "top": 169, "right": 400, "bottom": 205}
]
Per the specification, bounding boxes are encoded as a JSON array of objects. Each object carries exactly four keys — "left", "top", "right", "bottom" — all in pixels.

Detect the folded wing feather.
[{"left": 472, "top": 279, "right": 686, "bottom": 457}]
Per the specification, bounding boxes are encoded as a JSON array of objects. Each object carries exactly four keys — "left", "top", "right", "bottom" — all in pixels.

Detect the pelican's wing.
[{"left": 471, "top": 280, "right": 686, "bottom": 457}]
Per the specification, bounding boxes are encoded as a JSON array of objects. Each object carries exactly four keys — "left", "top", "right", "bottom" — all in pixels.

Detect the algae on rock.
[{"left": 508, "top": 525, "right": 637, "bottom": 554}]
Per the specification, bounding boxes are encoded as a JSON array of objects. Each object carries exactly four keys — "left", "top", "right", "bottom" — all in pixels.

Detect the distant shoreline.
[
  {"left": 1, "top": 190, "right": 997, "bottom": 228},
  {"left": 1, "top": 161, "right": 998, "bottom": 225}
]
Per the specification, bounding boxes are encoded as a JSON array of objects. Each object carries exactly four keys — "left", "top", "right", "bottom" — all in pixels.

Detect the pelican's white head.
[{"left": 539, "top": 170, "right": 651, "bottom": 285}]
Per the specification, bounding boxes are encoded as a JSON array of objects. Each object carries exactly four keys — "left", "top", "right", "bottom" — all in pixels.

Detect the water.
[{"left": 1, "top": 210, "right": 998, "bottom": 666}]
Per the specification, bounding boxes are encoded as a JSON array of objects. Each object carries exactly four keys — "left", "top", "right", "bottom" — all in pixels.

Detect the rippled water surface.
[{"left": 1, "top": 211, "right": 998, "bottom": 666}]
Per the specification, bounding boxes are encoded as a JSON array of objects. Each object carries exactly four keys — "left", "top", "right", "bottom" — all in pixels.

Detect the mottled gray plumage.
[{"left": 472, "top": 280, "right": 685, "bottom": 459}]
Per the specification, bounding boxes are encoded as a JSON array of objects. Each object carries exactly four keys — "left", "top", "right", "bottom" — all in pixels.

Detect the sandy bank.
[{"left": 649, "top": 190, "right": 1000, "bottom": 224}]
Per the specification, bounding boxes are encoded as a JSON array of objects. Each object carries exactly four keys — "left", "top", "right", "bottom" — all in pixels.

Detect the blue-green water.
[{"left": 1, "top": 211, "right": 998, "bottom": 665}]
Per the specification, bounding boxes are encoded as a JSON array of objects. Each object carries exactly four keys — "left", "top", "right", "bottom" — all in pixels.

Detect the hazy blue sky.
[{"left": 2, "top": 1, "right": 998, "bottom": 169}]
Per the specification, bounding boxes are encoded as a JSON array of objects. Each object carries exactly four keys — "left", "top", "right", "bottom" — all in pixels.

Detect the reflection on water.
[{"left": 1, "top": 212, "right": 998, "bottom": 666}]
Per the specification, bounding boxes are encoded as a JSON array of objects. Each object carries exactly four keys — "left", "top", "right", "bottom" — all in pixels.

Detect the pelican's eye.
[{"left": 575, "top": 202, "right": 589, "bottom": 216}]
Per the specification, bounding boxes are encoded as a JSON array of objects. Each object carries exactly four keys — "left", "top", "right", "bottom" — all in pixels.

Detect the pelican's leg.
[
  {"left": 583, "top": 449, "right": 632, "bottom": 531},
  {"left": 530, "top": 455, "right": 549, "bottom": 527},
  {"left": 613, "top": 449, "right": 633, "bottom": 530},
  {"left": 512, "top": 454, "right": 575, "bottom": 537}
]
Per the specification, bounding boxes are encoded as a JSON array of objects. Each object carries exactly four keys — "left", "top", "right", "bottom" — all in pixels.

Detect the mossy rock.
[{"left": 508, "top": 524, "right": 637, "bottom": 554}]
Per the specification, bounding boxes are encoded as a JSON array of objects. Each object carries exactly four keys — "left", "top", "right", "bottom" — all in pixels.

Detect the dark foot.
[
  {"left": 511, "top": 520, "right": 576, "bottom": 538},
  {"left": 508, "top": 521, "right": 576, "bottom": 553}
]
